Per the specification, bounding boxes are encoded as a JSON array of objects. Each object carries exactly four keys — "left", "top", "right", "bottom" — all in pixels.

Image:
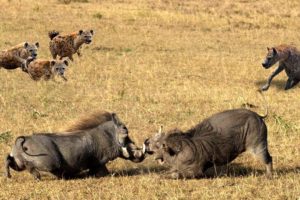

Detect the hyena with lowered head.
[
  {"left": 261, "top": 44, "right": 300, "bottom": 91},
  {"left": 26, "top": 59, "right": 69, "bottom": 81}
]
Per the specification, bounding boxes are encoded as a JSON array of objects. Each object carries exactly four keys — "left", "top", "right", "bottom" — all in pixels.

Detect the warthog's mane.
[{"left": 64, "top": 110, "right": 113, "bottom": 132}]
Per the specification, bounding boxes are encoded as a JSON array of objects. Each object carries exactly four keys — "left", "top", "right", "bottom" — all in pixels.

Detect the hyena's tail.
[{"left": 48, "top": 31, "right": 60, "bottom": 40}]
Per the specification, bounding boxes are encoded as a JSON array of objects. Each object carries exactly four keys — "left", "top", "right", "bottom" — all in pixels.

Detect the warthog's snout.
[{"left": 143, "top": 138, "right": 154, "bottom": 155}]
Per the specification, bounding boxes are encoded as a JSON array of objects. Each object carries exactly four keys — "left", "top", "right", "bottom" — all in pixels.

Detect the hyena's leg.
[
  {"left": 285, "top": 77, "right": 300, "bottom": 90},
  {"left": 261, "top": 65, "right": 284, "bottom": 91},
  {"left": 13, "top": 55, "right": 27, "bottom": 69},
  {"left": 68, "top": 55, "right": 74, "bottom": 62}
]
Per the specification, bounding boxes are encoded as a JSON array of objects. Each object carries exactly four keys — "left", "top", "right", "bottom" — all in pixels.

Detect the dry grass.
[{"left": 0, "top": 0, "right": 299, "bottom": 199}]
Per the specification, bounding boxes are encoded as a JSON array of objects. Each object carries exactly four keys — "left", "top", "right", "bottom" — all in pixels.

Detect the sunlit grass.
[{"left": 0, "top": 0, "right": 299, "bottom": 199}]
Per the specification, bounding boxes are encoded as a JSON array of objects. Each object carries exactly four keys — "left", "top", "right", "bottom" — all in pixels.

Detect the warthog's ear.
[
  {"left": 63, "top": 60, "right": 69, "bottom": 66},
  {"left": 112, "top": 112, "right": 121, "bottom": 125},
  {"left": 272, "top": 48, "right": 277, "bottom": 55},
  {"left": 50, "top": 60, "right": 56, "bottom": 66},
  {"left": 90, "top": 30, "right": 94, "bottom": 35},
  {"left": 267, "top": 47, "right": 270, "bottom": 51},
  {"left": 24, "top": 42, "right": 29, "bottom": 48},
  {"left": 79, "top": 30, "right": 83, "bottom": 35},
  {"left": 35, "top": 42, "right": 39, "bottom": 48}
]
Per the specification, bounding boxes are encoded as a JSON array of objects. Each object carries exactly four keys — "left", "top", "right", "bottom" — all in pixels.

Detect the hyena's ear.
[
  {"left": 267, "top": 47, "right": 270, "bottom": 51},
  {"left": 90, "top": 30, "right": 94, "bottom": 35},
  {"left": 50, "top": 60, "right": 56, "bottom": 66},
  {"left": 24, "top": 42, "right": 29, "bottom": 48},
  {"left": 35, "top": 42, "right": 39, "bottom": 48},
  {"left": 63, "top": 60, "right": 69, "bottom": 66},
  {"left": 272, "top": 48, "right": 277, "bottom": 55},
  {"left": 79, "top": 30, "right": 83, "bottom": 35}
]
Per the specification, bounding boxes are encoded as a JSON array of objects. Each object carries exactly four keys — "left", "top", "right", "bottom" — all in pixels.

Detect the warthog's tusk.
[
  {"left": 158, "top": 126, "right": 163, "bottom": 134},
  {"left": 121, "top": 147, "right": 130, "bottom": 158},
  {"left": 142, "top": 143, "right": 146, "bottom": 154}
]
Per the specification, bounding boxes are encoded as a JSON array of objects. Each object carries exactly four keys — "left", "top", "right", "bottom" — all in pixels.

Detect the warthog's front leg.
[
  {"left": 261, "top": 65, "right": 284, "bottom": 91},
  {"left": 88, "top": 165, "right": 109, "bottom": 178},
  {"left": 24, "top": 161, "right": 41, "bottom": 180}
]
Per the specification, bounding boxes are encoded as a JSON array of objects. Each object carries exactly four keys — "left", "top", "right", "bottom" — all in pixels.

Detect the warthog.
[
  {"left": 5, "top": 111, "right": 144, "bottom": 180},
  {"left": 144, "top": 109, "right": 273, "bottom": 179}
]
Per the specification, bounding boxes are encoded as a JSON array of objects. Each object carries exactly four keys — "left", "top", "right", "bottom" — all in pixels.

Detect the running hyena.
[
  {"left": 261, "top": 44, "right": 300, "bottom": 91},
  {"left": 48, "top": 30, "right": 93, "bottom": 61}
]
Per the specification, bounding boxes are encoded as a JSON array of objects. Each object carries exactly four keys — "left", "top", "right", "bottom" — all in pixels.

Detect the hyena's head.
[
  {"left": 50, "top": 60, "right": 68, "bottom": 81},
  {"left": 262, "top": 47, "right": 279, "bottom": 69},
  {"left": 77, "top": 30, "right": 94, "bottom": 44},
  {"left": 24, "top": 42, "right": 39, "bottom": 58}
]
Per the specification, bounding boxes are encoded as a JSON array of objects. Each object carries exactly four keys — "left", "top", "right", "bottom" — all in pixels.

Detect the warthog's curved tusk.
[{"left": 121, "top": 147, "right": 130, "bottom": 158}]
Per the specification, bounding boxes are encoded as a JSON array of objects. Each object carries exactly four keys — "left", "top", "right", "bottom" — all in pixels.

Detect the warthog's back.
[{"left": 206, "top": 108, "right": 261, "bottom": 129}]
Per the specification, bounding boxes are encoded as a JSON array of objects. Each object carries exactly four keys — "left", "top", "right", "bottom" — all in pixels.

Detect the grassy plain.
[{"left": 0, "top": 0, "right": 299, "bottom": 199}]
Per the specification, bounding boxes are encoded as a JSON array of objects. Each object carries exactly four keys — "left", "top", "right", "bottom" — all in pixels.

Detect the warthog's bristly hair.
[{"left": 64, "top": 110, "right": 113, "bottom": 132}]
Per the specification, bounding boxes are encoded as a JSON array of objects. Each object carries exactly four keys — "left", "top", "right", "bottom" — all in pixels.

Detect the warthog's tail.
[
  {"left": 257, "top": 90, "right": 268, "bottom": 119},
  {"left": 48, "top": 31, "right": 60, "bottom": 40},
  {"left": 16, "top": 136, "right": 48, "bottom": 157}
]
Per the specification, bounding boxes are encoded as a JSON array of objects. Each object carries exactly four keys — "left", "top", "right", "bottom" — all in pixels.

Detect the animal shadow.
[
  {"left": 255, "top": 80, "right": 287, "bottom": 90},
  {"left": 112, "top": 165, "right": 167, "bottom": 177},
  {"left": 204, "top": 163, "right": 300, "bottom": 178}
]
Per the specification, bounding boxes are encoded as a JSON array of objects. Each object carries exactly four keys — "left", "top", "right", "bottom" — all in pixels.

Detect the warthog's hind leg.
[
  {"left": 251, "top": 145, "right": 273, "bottom": 179},
  {"left": 5, "top": 154, "right": 12, "bottom": 178}
]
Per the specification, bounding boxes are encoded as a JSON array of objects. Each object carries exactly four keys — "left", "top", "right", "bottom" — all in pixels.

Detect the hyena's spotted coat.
[
  {"left": 26, "top": 59, "right": 68, "bottom": 81},
  {"left": 49, "top": 30, "right": 93, "bottom": 61},
  {"left": 0, "top": 42, "right": 39, "bottom": 70},
  {"left": 261, "top": 44, "right": 300, "bottom": 91}
]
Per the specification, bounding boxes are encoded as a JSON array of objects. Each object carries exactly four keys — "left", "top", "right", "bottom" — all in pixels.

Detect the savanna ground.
[{"left": 0, "top": 0, "right": 299, "bottom": 199}]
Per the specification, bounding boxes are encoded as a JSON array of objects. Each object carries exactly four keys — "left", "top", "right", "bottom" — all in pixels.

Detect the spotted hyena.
[
  {"left": 0, "top": 42, "right": 39, "bottom": 71},
  {"left": 26, "top": 59, "right": 68, "bottom": 81},
  {"left": 49, "top": 30, "right": 94, "bottom": 61},
  {"left": 261, "top": 44, "right": 300, "bottom": 91}
]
